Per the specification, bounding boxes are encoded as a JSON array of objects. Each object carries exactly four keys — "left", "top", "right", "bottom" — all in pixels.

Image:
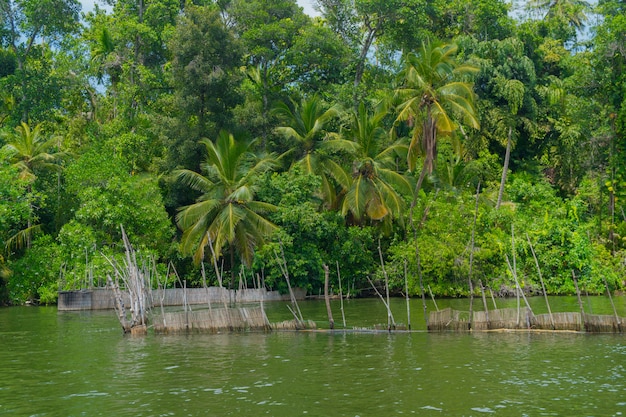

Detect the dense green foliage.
[{"left": 1, "top": 0, "right": 625, "bottom": 305}]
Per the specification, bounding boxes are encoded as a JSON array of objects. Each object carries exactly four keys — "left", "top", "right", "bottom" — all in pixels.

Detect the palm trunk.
[{"left": 229, "top": 245, "right": 235, "bottom": 291}]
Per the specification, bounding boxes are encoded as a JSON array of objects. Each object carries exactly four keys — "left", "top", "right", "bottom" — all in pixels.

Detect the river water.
[{"left": 1, "top": 297, "right": 625, "bottom": 416}]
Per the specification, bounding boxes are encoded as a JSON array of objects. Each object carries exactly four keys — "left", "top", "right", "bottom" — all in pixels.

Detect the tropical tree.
[
  {"left": 528, "top": 0, "right": 590, "bottom": 40},
  {"left": 0, "top": 0, "right": 81, "bottom": 122},
  {"left": 463, "top": 37, "right": 538, "bottom": 208},
  {"left": 395, "top": 41, "right": 480, "bottom": 191},
  {"left": 1, "top": 122, "right": 66, "bottom": 248},
  {"left": 175, "top": 131, "right": 278, "bottom": 282},
  {"left": 1, "top": 122, "right": 64, "bottom": 181},
  {"left": 163, "top": 2, "right": 243, "bottom": 173},
  {"left": 273, "top": 95, "right": 347, "bottom": 207},
  {"left": 335, "top": 102, "right": 412, "bottom": 226}
]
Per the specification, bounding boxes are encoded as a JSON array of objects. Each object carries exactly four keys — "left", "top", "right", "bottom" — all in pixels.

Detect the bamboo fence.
[
  {"left": 153, "top": 306, "right": 271, "bottom": 334},
  {"left": 271, "top": 319, "right": 317, "bottom": 331},
  {"left": 427, "top": 308, "right": 470, "bottom": 331},
  {"left": 533, "top": 312, "right": 582, "bottom": 331},
  {"left": 472, "top": 308, "right": 533, "bottom": 330},
  {"left": 583, "top": 313, "right": 622, "bottom": 333},
  {"left": 430, "top": 308, "right": 625, "bottom": 333}
]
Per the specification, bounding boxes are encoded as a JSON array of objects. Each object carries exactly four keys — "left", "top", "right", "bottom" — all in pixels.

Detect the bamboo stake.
[
  {"left": 526, "top": 233, "right": 554, "bottom": 330},
  {"left": 159, "top": 265, "right": 167, "bottom": 328},
  {"left": 323, "top": 264, "right": 334, "bottom": 329},
  {"left": 201, "top": 262, "right": 212, "bottom": 312},
  {"left": 572, "top": 270, "right": 586, "bottom": 330},
  {"left": 336, "top": 261, "right": 346, "bottom": 328},
  {"left": 505, "top": 254, "right": 533, "bottom": 327},
  {"left": 585, "top": 287, "right": 593, "bottom": 314},
  {"left": 378, "top": 239, "right": 394, "bottom": 330},
  {"left": 171, "top": 263, "right": 191, "bottom": 313},
  {"left": 367, "top": 276, "right": 395, "bottom": 328},
  {"left": 417, "top": 245, "right": 428, "bottom": 328},
  {"left": 490, "top": 287, "right": 497, "bottom": 310},
  {"left": 468, "top": 181, "right": 481, "bottom": 330},
  {"left": 184, "top": 279, "right": 189, "bottom": 330},
  {"left": 404, "top": 259, "right": 411, "bottom": 330},
  {"left": 285, "top": 304, "right": 302, "bottom": 328},
  {"left": 511, "top": 224, "right": 520, "bottom": 326},
  {"left": 479, "top": 279, "right": 489, "bottom": 328},
  {"left": 106, "top": 274, "right": 130, "bottom": 332},
  {"left": 408, "top": 183, "right": 434, "bottom": 329},
  {"left": 207, "top": 234, "right": 229, "bottom": 310},
  {"left": 274, "top": 242, "right": 304, "bottom": 325},
  {"left": 603, "top": 275, "right": 622, "bottom": 333},
  {"left": 427, "top": 285, "right": 439, "bottom": 312},
  {"left": 84, "top": 247, "right": 89, "bottom": 289},
  {"left": 259, "top": 274, "right": 269, "bottom": 328}
]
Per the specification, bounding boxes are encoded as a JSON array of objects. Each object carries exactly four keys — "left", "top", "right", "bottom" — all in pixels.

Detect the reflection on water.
[{"left": 0, "top": 299, "right": 625, "bottom": 416}]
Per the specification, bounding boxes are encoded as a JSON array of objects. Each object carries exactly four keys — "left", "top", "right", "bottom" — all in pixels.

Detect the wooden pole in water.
[
  {"left": 428, "top": 285, "right": 439, "bottom": 312},
  {"left": 572, "top": 270, "right": 586, "bottom": 330},
  {"left": 378, "top": 239, "right": 394, "bottom": 330},
  {"left": 274, "top": 243, "right": 304, "bottom": 325},
  {"left": 323, "top": 264, "right": 334, "bottom": 329},
  {"left": 336, "top": 261, "right": 346, "bottom": 328},
  {"left": 505, "top": 254, "right": 534, "bottom": 327},
  {"left": 409, "top": 191, "right": 434, "bottom": 329},
  {"left": 201, "top": 261, "right": 212, "bottom": 312},
  {"left": 603, "top": 275, "right": 622, "bottom": 333},
  {"left": 107, "top": 274, "right": 130, "bottom": 333},
  {"left": 506, "top": 253, "right": 520, "bottom": 326},
  {"left": 468, "top": 181, "right": 481, "bottom": 330},
  {"left": 479, "top": 279, "right": 489, "bottom": 328},
  {"left": 404, "top": 258, "right": 411, "bottom": 330},
  {"left": 490, "top": 287, "right": 498, "bottom": 310},
  {"left": 184, "top": 279, "right": 189, "bottom": 330},
  {"left": 585, "top": 287, "right": 593, "bottom": 314},
  {"left": 207, "top": 234, "right": 229, "bottom": 310},
  {"left": 511, "top": 225, "right": 520, "bottom": 326},
  {"left": 526, "top": 234, "right": 554, "bottom": 330},
  {"left": 367, "top": 276, "right": 396, "bottom": 328}
]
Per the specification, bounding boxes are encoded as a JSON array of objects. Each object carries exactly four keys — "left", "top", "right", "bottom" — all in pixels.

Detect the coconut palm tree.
[
  {"left": 395, "top": 41, "right": 480, "bottom": 190},
  {"left": 273, "top": 95, "right": 348, "bottom": 207},
  {"left": 175, "top": 130, "right": 278, "bottom": 276},
  {"left": 1, "top": 122, "right": 64, "bottom": 181},
  {"left": 1, "top": 122, "right": 65, "bottom": 249},
  {"left": 334, "top": 102, "right": 412, "bottom": 226},
  {"left": 530, "top": 0, "right": 590, "bottom": 31}
]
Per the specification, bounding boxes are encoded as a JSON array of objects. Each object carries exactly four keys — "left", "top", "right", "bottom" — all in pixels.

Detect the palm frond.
[
  {"left": 176, "top": 199, "right": 221, "bottom": 230},
  {"left": 5, "top": 224, "right": 41, "bottom": 252},
  {"left": 174, "top": 169, "right": 214, "bottom": 193}
]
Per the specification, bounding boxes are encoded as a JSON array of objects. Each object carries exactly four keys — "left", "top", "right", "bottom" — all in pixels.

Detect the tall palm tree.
[
  {"left": 395, "top": 41, "right": 479, "bottom": 313},
  {"left": 334, "top": 102, "right": 412, "bottom": 225},
  {"left": 175, "top": 131, "right": 278, "bottom": 273},
  {"left": 273, "top": 95, "right": 347, "bottom": 207},
  {"left": 1, "top": 122, "right": 65, "bottom": 249},
  {"left": 395, "top": 41, "right": 480, "bottom": 188}
]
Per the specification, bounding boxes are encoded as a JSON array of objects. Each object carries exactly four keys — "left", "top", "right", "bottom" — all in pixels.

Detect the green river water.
[{"left": 1, "top": 297, "right": 625, "bottom": 416}]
